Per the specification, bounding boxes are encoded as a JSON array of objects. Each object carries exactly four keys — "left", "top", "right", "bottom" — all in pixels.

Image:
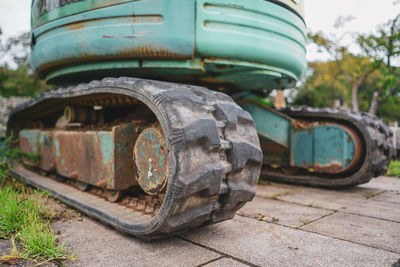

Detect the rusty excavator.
[{"left": 7, "top": 0, "right": 394, "bottom": 239}]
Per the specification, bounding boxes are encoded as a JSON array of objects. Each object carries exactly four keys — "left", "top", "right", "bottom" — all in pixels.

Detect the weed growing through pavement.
[
  {"left": 0, "top": 137, "right": 74, "bottom": 265},
  {"left": 265, "top": 190, "right": 293, "bottom": 200}
]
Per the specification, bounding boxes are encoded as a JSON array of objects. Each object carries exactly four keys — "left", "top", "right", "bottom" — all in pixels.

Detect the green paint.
[
  {"left": 97, "top": 131, "right": 114, "bottom": 174},
  {"left": 239, "top": 102, "right": 291, "bottom": 146},
  {"left": 31, "top": 0, "right": 307, "bottom": 92},
  {"left": 32, "top": 0, "right": 134, "bottom": 28},
  {"left": 293, "top": 125, "right": 356, "bottom": 170},
  {"left": 238, "top": 101, "right": 356, "bottom": 171},
  {"left": 54, "top": 136, "right": 61, "bottom": 157}
]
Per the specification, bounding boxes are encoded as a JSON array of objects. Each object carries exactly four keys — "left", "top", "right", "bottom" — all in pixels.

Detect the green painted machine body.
[
  {"left": 30, "top": 0, "right": 307, "bottom": 90},
  {"left": 239, "top": 101, "right": 359, "bottom": 174},
  {"left": 29, "top": 0, "right": 359, "bottom": 175}
]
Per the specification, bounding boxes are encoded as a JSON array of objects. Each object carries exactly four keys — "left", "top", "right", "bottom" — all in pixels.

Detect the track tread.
[
  {"left": 7, "top": 77, "right": 262, "bottom": 240},
  {"left": 261, "top": 107, "right": 395, "bottom": 188}
]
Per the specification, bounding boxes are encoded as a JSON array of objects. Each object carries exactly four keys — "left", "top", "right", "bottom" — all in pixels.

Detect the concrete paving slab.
[
  {"left": 358, "top": 176, "right": 400, "bottom": 191},
  {"left": 256, "top": 182, "right": 385, "bottom": 208},
  {"left": 255, "top": 182, "right": 301, "bottom": 199},
  {"left": 269, "top": 185, "right": 400, "bottom": 222},
  {"left": 370, "top": 190, "right": 400, "bottom": 205},
  {"left": 239, "top": 196, "right": 332, "bottom": 227},
  {"left": 182, "top": 215, "right": 399, "bottom": 267},
  {"left": 340, "top": 199, "right": 400, "bottom": 222},
  {"left": 302, "top": 212, "right": 400, "bottom": 253},
  {"left": 203, "top": 257, "right": 248, "bottom": 267},
  {"left": 53, "top": 217, "right": 220, "bottom": 267}
]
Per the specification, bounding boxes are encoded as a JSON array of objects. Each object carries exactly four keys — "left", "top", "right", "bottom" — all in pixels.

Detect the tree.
[
  {"left": 308, "top": 13, "right": 400, "bottom": 114},
  {"left": 358, "top": 14, "right": 400, "bottom": 114},
  {"left": 0, "top": 26, "right": 50, "bottom": 97},
  {"left": 1, "top": 30, "right": 31, "bottom": 69},
  {"left": 308, "top": 32, "right": 377, "bottom": 112}
]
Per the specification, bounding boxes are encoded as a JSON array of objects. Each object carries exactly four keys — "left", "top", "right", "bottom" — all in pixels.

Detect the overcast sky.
[{"left": 0, "top": 0, "right": 399, "bottom": 62}]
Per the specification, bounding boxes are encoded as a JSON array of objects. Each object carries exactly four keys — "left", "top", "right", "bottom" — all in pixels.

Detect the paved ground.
[{"left": 2, "top": 176, "right": 400, "bottom": 266}]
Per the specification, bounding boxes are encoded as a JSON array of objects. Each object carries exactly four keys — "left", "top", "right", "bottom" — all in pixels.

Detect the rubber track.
[
  {"left": 7, "top": 77, "right": 262, "bottom": 240},
  {"left": 261, "top": 106, "right": 395, "bottom": 188}
]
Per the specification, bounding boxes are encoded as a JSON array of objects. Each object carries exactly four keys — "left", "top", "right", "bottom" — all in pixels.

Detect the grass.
[
  {"left": 0, "top": 138, "right": 73, "bottom": 265},
  {"left": 387, "top": 160, "right": 400, "bottom": 177}
]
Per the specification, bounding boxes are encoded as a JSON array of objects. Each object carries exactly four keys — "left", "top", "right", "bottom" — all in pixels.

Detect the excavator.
[{"left": 7, "top": 0, "right": 394, "bottom": 239}]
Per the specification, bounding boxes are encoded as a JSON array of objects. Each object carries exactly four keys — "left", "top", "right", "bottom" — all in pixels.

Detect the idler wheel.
[{"left": 134, "top": 127, "right": 168, "bottom": 195}]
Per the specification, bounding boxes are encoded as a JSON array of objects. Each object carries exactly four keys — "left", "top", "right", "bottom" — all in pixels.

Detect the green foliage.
[
  {"left": 0, "top": 187, "right": 42, "bottom": 239},
  {"left": 0, "top": 185, "right": 69, "bottom": 263},
  {"left": 302, "top": 13, "right": 400, "bottom": 118},
  {"left": 16, "top": 224, "right": 66, "bottom": 260},
  {"left": 387, "top": 161, "right": 400, "bottom": 177},
  {"left": 377, "top": 95, "right": 400, "bottom": 123},
  {"left": 0, "top": 26, "right": 51, "bottom": 97},
  {"left": 0, "top": 138, "right": 71, "bottom": 264},
  {"left": 293, "top": 84, "right": 344, "bottom": 107},
  {"left": 0, "top": 66, "right": 50, "bottom": 97}
]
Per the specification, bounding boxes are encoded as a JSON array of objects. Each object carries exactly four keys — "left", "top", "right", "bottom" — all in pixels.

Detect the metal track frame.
[{"left": 261, "top": 107, "right": 395, "bottom": 188}]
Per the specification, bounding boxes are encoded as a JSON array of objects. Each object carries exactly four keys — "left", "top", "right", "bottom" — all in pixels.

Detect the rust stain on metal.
[
  {"left": 69, "top": 171, "right": 78, "bottom": 179},
  {"left": 96, "top": 179, "right": 107, "bottom": 188},
  {"left": 291, "top": 119, "right": 321, "bottom": 131},
  {"left": 39, "top": 135, "right": 56, "bottom": 171},
  {"left": 37, "top": 45, "right": 191, "bottom": 79},
  {"left": 118, "top": 44, "right": 187, "bottom": 59},
  {"left": 134, "top": 127, "right": 168, "bottom": 195},
  {"left": 19, "top": 137, "right": 33, "bottom": 154},
  {"left": 340, "top": 124, "right": 363, "bottom": 173},
  {"left": 67, "top": 22, "right": 84, "bottom": 31},
  {"left": 132, "top": 15, "right": 163, "bottom": 23},
  {"left": 54, "top": 131, "right": 113, "bottom": 189},
  {"left": 113, "top": 124, "right": 138, "bottom": 189},
  {"left": 314, "top": 163, "right": 344, "bottom": 174},
  {"left": 19, "top": 137, "right": 37, "bottom": 167},
  {"left": 260, "top": 140, "right": 289, "bottom": 155}
]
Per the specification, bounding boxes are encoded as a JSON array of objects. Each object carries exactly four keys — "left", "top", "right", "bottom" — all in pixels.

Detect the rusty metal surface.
[
  {"left": 19, "top": 123, "right": 139, "bottom": 191},
  {"left": 113, "top": 123, "right": 139, "bottom": 190},
  {"left": 332, "top": 124, "right": 363, "bottom": 174},
  {"left": 54, "top": 130, "right": 114, "bottom": 186},
  {"left": 134, "top": 127, "right": 168, "bottom": 195},
  {"left": 38, "top": 132, "right": 56, "bottom": 171}
]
